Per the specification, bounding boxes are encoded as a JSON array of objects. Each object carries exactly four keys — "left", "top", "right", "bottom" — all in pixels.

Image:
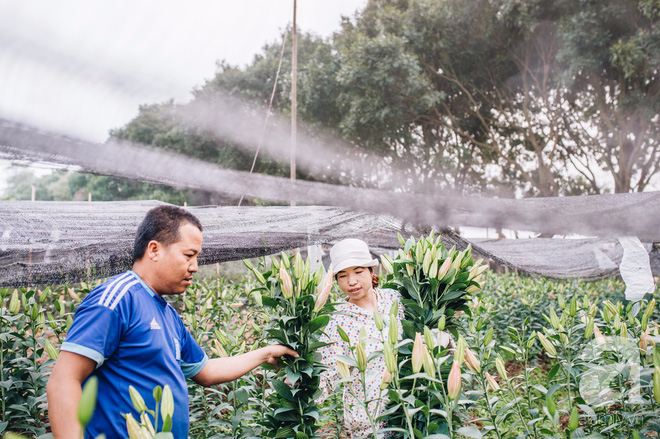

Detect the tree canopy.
[{"left": 5, "top": 0, "right": 658, "bottom": 203}]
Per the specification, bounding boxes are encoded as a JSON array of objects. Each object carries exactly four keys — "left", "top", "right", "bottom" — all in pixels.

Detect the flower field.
[{"left": 1, "top": 235, "right": 659, "bottom": 439}]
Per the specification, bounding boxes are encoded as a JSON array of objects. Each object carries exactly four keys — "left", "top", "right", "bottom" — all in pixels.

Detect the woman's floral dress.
[{"left": 318, "top": 288, "right": 404, "bottom": 439}]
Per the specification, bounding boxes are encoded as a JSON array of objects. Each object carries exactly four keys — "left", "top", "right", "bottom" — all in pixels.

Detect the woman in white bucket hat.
[{"left": 317, "top": 238, "right": 404, "bottom": 438}]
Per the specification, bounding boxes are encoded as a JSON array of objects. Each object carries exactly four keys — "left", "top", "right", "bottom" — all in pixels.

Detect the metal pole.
[{"left": 290, "top": 0, "right": 297, "bottom": 207}]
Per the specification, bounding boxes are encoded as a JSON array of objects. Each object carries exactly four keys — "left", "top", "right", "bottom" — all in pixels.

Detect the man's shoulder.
[{"left": 83, "top": 271, "right": 144, "bottom": 312}]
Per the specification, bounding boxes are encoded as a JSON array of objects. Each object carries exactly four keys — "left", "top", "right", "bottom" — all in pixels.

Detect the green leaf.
[
  {"left": 547, "top": 364, "right": 561, "bottom": 383},
  {"left": 162, "top": 414, "right": 172, "bottom": 432},
  {"left": 307, "top": 315, "right": 330, "bottom": 334},
  {"left": 261, "top": 296, "right": 279, "bottom": 308},
  {"left": 308, "top": 341, "right": 333, "bottom": 350},
  {"left": 275, "top": 427, "right": 295, "bottom": 438},
  {"left": 271, "top": 379, "right": 295, "bottom": 402},
  {"left": 401, "top": 319, "right": 417, "bottom": 340}
]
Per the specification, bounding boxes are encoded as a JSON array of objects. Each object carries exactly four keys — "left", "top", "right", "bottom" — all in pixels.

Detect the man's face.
[{"left": 154, "top": 222, "right": 203, "bottom": 295}]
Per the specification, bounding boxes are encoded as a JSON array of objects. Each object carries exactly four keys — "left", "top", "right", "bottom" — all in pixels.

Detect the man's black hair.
[{"left": 133, "top": 205, "right": 203, "bottom": 262}]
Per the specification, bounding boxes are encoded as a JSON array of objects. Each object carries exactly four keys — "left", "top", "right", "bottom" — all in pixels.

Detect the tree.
[{"left": 334, "top": 0, "right": 659, "bottom": 195}]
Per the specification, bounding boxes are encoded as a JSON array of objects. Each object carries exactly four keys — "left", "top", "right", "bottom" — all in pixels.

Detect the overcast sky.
[{"left": 0, "top": 0, "right": 366, "bottom": 143}]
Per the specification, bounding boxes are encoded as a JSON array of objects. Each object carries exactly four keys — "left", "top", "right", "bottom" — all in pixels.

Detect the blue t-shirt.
[{"left": 61, "top": 271, "right": 208, "bottom": 439}]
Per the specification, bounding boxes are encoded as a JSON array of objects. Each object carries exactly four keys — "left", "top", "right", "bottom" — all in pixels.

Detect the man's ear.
[{"left": 145, "top": 240, "right": 161, "bottom": 261}]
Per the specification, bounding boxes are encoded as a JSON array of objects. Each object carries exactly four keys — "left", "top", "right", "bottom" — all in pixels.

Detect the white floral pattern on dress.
[{"left": 318, "top": 288, "right": 404, "bottom": 439}]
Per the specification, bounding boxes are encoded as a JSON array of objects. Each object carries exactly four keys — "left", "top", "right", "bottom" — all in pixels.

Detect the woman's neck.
[{"left": 348, "top": 288, "right": 378, "bottom": 311}]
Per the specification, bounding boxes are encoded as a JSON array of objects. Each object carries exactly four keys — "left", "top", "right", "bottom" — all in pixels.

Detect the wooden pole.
[{"left": 290, "top": 0, "right": 297, "bottom": 207}]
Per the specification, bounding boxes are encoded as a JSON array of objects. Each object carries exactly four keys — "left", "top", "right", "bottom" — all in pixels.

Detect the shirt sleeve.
[
  {"left": 178, "top": 320, "right": 208, "bottom": 379},
  {"left": 60, "top": 300, "right": 122, "bottom": 368}
]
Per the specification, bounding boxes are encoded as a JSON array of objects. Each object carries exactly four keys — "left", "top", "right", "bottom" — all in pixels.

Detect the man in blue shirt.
[{"left": 47, "top": 205, "right": 296, "bottom": 438}]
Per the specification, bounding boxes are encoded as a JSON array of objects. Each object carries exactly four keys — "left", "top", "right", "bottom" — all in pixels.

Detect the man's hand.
[
  {"left": 262, "top": 344, "right": 299, "bottom": 371},
  {"left": 193, "top": 344, "right": 299, "bottom": 386}
]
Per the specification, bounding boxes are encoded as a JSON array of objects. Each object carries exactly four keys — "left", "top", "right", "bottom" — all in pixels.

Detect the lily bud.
[
  {"left": 356, "top": 342, "right": 368, "bottom": 372},
  {"left": 270, "top": 255, "right": 281, "bottom": 271},
  {"left": 483, "top": 327, "right": 494, "bottom": 346},
  {"left": 9, "top": 289, "right": 20, "bottom": 314},
  {"left": 558, "top": 295, "right": 566, "bottom": 310},
  {"left": 336, "top": 360, "right": 350, "bottom": 379},
  {"left": 485, "top": 372, "right": 500, "bottom": 391},
  {"left": 125, "top": 413, "right": 142, "bottom": 439},
  {"left": 212, "top": 340, "right": 228, "bottom": 358},
  {"left": 388, "top": 314, "right": 399, "bottom": 342},
  {"left": 397, "top": 232, "right": 406, "bottom": 246},
  {"left": 437, "top": 258, "right": 452, "bottom": 280},
  {"left": 293, "top": 253, "right": 304, "bottom": 279},
  {"left": 447, "top": 360, "right": 461, "bottom": 400},
  {"left": 44, "top": 339, "right": 59, "bottom": 360},
  {"left": 455, "top": 336, "right": 466, "bottom": 365},
  {"left": 381, "top": 368, "right": 393, "bottom": 389},
  {"left": 424, "top": 326, "right": 435, "bottom": 352},
  {"left": 422, "top": 250, "right": 432, "bottom": 275},
  {"left": 468, "top": 263, "right": 488, "bottom": 281},
  {"left": 412, "top": 333, "right": 424, "bottom": 373},
  {"left": 314, "top": 271, "right": 333, "bottom": 312},
  {"left": 495, "top": 355, "right": 508, "bottom": 381},
  {"left": 380, "top": 254, "right": 394, "bottom": 275},
  {"left": 584, "top": 316, "right": 594, "bottom": 339},
  {"left": 464, "top": 348, "right": 481, "bottom": 373},
  {"left": 549, "top": 308, "right": 560, "bottom": 330},
  {"left": 537, "top": 332, "right": 557, "bottom": 357},
  {"left": 406, "top": 252, "right": 415, "bottom": 277},
  {"left": 253, "top": 269, "right": 266, "bottom": 285},
  {"left": 242, "top": 259, "right": 255, "bottom": 271},
  {"left": 423, "top": 349, "right": 436, "bottom": 378},
  {"left": 415, "top": 242, "right": 424, "bottom": 264},
  {"left": 569, "top": 407, "right": 579, "bottom": 431},
  {"left": 77, "top": 376, "right": 98, "bottom": 429},
  {"left": 465, "top": 284, "right": 481, "bottom": 293},
  {"left": 140, "top": 413, "right": 155, "bottom": 437},
  {"left": 594, "top": 325, "right": 606, "bottom": 345},
  {"left": 640, "top": 332, "right": 648, "bottom": 353},
  {"left": 129, "top": 386, "right": 148, "bottom": 413},
  {"left": 161, "top": 385, "right": 174, "bottom": 423},
  {"left": 460, "top": 244, "right": 472, "bottom": 269},
  {"left": 384, "top": 341, "right": 397, "bottom": 373},
  {"left": 654, "top": 370, "right": 660, "bottom": 405},
  {"left": 644, "top": 299, "right": 656, "bottom": 321},
  {"left": 374, "top": 309, "right": 385, "bottom": 331},
  {"left": 68, "top": 288, "right": 81, "bottom": 302},
  {"left": 569, "top": 296, "right": 577, "bottom": 317},
  {"left": 429, "top": 259, "right": 439, "bottom": 279},
  {"left": 604, "top": 300, "right": 619, "bottom": 317},
  {"left": 279, "top": 265, "right": 293, "bottom": 299},
  {"left": 280, "top": 252, "right": 290, "bottom": 269},
  {"left": 438, "top": 315, "right": 446, "bottom": 331}
]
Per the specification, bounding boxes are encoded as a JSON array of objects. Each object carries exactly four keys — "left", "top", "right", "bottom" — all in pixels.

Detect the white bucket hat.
[{"left": 330, "top": 238, "right": 378, "bottom": 274}]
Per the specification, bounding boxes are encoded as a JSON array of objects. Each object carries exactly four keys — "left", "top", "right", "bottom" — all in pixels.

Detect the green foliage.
[
  {"left": 245, "top": 253, "right": 334, "bottom": 439},
  {"left": 380, "top": 232, "right": 482, "bottom": 438},
  {"left": 463, "top": 273, "right": 660, "bottom": 438},
  {"left": 2, "top": 258, "right": 660, "bottom": 439}
]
